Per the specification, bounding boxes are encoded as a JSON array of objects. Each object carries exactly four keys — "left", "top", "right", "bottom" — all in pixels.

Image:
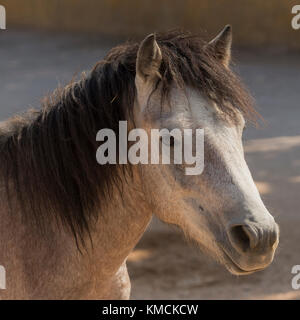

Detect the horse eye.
[
  {"left": 160, "top": 136, "right": 175, "bottom": 147},
  {"left": 169, "top": 136, "right": 175, "bottom": 147}
]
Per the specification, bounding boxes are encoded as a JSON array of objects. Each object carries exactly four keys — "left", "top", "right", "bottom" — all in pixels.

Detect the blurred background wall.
[{"left": 2, "top": 0, "right": 300, "bottom": 49}]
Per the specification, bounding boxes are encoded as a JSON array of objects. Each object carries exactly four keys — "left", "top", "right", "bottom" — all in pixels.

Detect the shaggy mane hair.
[{"left": 0, "top": 30, "right": 257, "bottom": 244}]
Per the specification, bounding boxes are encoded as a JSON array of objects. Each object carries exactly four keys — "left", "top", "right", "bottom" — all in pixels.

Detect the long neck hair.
[{"left": 0, "top": 30, "right": 256, "bottom": 244}]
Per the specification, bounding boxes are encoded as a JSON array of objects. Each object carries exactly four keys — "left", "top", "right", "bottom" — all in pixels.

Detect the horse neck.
[
  {"left": 0, "top": 166, "right": 152, "bottom": 299},
  {"left": 91, "top": 167, "right": 153, "bottom": 274}
]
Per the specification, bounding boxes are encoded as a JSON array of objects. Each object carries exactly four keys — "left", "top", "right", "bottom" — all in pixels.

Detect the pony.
[{"left": 0, "top": 26, "right": 279, "bottom": 299}]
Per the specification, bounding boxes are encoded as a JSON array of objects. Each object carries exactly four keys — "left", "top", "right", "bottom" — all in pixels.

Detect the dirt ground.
[{"left": 0, "top": 31, "right": 299, "bottom": 299}]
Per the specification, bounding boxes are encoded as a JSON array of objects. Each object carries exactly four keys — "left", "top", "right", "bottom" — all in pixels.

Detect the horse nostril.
[
  {"left": 229, "top": 225, "right": 257, "bottom": 252},
  {"left": 228, "top": 223, "right": 279, "bottom": 253}
]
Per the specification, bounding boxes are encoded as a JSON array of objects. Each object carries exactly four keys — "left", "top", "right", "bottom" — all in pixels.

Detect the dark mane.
[{"left": 0, "top": 30, "right": 256, "bottom": 243}]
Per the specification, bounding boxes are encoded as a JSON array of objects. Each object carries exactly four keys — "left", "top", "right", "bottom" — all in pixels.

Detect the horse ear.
[
  {"left": 136, "top": 33, "right": 162, "bottom": 83},
  {"left": 206, "top": 25, "right": 232, "bottom": 68}
]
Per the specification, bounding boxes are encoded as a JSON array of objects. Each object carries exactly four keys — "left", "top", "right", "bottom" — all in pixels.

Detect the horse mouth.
[{"left": 221, "top": 249, "right": 266, "bottom": 275}]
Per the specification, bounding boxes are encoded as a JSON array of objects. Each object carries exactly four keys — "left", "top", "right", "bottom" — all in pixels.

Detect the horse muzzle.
[{"left": 222, "top": 219, "right": 279, "bottom": 275}]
